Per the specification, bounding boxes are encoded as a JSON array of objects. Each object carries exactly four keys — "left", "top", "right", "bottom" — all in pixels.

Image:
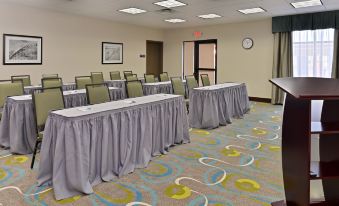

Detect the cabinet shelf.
[
  {"left": 310, "top": 161, "right": 339, "bottom": 180},
  {"left": 311, "top": 122, "right": 339, "bottom": 134}
]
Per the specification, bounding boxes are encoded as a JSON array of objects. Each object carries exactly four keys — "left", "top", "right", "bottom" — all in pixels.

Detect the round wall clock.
[{"left": 242, "top": 38, "right": 253, "bottom": 49}]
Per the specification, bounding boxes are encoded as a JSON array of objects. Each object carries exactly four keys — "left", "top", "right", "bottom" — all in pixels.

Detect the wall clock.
[{"left": 242, "top": 38, "right": 253, "bottom": 49}]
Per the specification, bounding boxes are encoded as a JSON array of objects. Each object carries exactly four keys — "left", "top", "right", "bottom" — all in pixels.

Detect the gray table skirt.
[
  {"left": 37, "top": 96, "right": 190, "bottom": 200},
  {"left": 189, "top": 83, "right": 250, "bottom": 129},
  {"left": 143, "top": 83, "right": 173, "bottom": 95},
  {"left": 0, "top": 88, "right": 124, "bottom": 154},
  {"left": 104, "top": 80, "right": 126, "bottom": 98},
  {"left": 24, "top": 83, "right": 77, "bottom": 95}
]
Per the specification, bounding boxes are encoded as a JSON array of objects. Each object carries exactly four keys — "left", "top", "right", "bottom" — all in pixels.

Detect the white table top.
[
  {"left": 52, "top": 94, "right": 181, "bottom": 118},
  {"left": 9, "top": 87, "right": 120, "bottom": 101},
  {"left": 143, "top": 81, "right": 172, "bottom": 86},
  {"left": 24, "top": 82, "right": 75, "bottom": 89},
  {"left": 194, "top": 83, "right": 242, "bottom": 91}
]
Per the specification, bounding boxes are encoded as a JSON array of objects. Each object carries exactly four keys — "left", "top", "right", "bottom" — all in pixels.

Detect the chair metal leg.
[{"left": 30, "top": 140, "right": 41, "bottom": 169}]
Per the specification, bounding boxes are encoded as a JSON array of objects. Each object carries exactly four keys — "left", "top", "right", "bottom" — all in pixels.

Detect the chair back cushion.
[
  {"left": 0, "top": 82, "right": 24, "bottom": 107},
  {"left": 126, "top": 74, "right": 138, "bottom": 82},
  {"left": 110, "top": 71, "right": 121, "bottom": 80},
  {"left": 126, "top": 81, "right": 143, "bottom": 98},
  {"left": 86, "top": 84, "right": 110, "bottom": 105},
  {"left": 123, "top": 71, "right": 133, "bottom": 79},
  {"left": 171, "top": 77, "right": 185, "bottom": 97},
  {"left": 91, "top": 72, "right": 104, "bottom": 84},
  {"left": 201, "top": 75, "right": 211, "bottom": 86},
  {"left": 186, "top": 76, "right": 198, "bottom": 92},
  {"left": 145, "top": 74, "right": 155, "bottom": 83},
  {"left": 12, "top": 76, "right": 31, "bottom": 87},
  {"left": 42, "top": 74, "right": 58, "bottom": 78},
  {"left": 75, "top": 76, "right": 92, "bottom": 89},
  {"left": 160, "top": 73, "right": 169, "bottom": 82},
  {"left": 33, "top": 89, "right": 64, "bottom": 127},
  {"left": 42, "top": 78, "right": 63, "bottom": 89}
]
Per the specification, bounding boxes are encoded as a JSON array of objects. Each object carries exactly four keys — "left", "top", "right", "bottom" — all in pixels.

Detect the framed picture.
[
  {"left": 3, "top": 34, "right": 42, "bottom": 65},
  {"left": 102, "top": 42, "right": 123, "bottom": 64}
]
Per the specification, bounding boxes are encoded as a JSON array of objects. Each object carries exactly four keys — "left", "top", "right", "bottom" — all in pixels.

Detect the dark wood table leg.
[
  {"left": 281, "top": 94, "right": 311, "bottom": 206},
  {"left": 320, "top": 100, "right": 339, "bottom": 203}
]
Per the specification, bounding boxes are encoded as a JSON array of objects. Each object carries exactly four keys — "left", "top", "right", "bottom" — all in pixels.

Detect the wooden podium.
[{"left": 270, "top": 77, "right": 339, "bottom": 206}]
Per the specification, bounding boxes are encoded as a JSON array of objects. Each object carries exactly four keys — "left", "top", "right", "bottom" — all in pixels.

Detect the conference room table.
[
  {"left": 143, "top": 80, "right": 187, "bottom": 95},
  {"left": 37, "top": 94, "right": 190, "bottom": 200},
  {"left": 24, "top": 83, "right": 77, "bottom": 94},
  {"left": 0, "top": 87, "right": 124, "bottom": 154},
  {"left": 189, "top": 83, "right": 250, "bottom": 129}
]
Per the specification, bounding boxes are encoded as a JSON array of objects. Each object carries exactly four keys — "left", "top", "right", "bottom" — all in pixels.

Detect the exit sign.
[{"left": 193, "top": 31, "right": 203, "bottom": 38}]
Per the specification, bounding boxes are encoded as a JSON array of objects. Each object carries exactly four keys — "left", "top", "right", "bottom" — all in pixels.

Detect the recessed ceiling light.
[
  {"left": 291, "top": 0, "right": 322, "bottom": 8},
  {"left": 198, "top": 14, "right": 222, "bottom": 19},
  {"left": 238, "top": 7, "right": 266, "bottom": 14},
  {"left": 154, "top": 0, "right": 186, "bottom": 8},
  {"left": 165, "top": 18, "right": 186, "bottom": 23},
  {"left": 119, "top": 8, "right": 147, "bottom": 14}
]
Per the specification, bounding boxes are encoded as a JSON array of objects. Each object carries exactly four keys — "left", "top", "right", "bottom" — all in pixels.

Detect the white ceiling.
[{"left": 3, "top": 0, "right": 339, "bottom": 29}]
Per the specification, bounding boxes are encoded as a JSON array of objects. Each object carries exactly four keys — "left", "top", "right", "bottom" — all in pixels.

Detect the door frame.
[
  {"left": 182, "top": 39, "right": 217, "bottom": 84},
  {"left": 146, "top": 40, "right": 164, "bottom": 75}
]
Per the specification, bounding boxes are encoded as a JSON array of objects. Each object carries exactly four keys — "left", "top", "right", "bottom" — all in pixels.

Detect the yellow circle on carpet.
[
  {"left": 191, "top": 129, "right": 210, "bottom": 135},
  {"left": 0, "top": 168, "right": 7, "bottom": 180},
  {"left": 5, "top": 156, "right": 28, "bottom": 165},
  {"left": 269, "top": 146, "right": 281, "bottom": 152},
  {"left": 221, "top": 148, "right": 241, "bottom": 157},
  {"left": 253, "top": 128, "right": 267, "bottom": 135},
  {"left": 56, "top": 195, "right": 81, "bottom": 204},
  {"left": 143, "top": 163, "right": 168, "bottom": 175},
  {"left": 164, "top": 184, "right": 191, "bottom": 200},
  {"left": 96, "top": 183, "right": 135, "bottom": 204},
  {"left": 235, "top": 179, "right": 261, "bottom": 192}
]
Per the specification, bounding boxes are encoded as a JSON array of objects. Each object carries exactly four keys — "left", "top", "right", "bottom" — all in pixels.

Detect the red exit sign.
[{"left": 193, "top": 31, "right": 203, "bottom": 38}]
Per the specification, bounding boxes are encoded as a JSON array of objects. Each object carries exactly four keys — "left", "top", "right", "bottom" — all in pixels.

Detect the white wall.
[
  {"left": 0, "top": 3, "right": 164, "bottom": 84},
  {"left": 163, "top": 19, "right": 274, "bottom": 99}
]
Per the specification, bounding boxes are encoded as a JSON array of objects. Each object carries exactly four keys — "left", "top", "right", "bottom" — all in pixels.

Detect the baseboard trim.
[{"left": 249, "top": 96, "right": 271, "bottom": 103}]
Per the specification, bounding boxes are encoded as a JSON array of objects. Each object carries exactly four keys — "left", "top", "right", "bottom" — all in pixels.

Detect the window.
[{"left": 292, "top": 29, "right": 335, "bottom": 78}]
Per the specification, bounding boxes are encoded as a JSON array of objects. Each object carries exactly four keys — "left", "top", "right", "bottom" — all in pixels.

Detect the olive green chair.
[
  {"left": 144, "top": 74, "right": 156, "bottom": 83},
  {"left": 126, "top": 74, "right": 138, "bottom": 82},
  {"left": 171, "top": 77, "right": 189, "bottom": 109},
  {"left": 91, "top": 72, "right": 104, "bottom": 84},
  {"left": 171, "top": 77, "right": 186, "bottom": 97},
  {"left": 86, "top": 83, "right": 111, "bottom": 105},
  {"left": 11, "top": 75, "right": 31, "bottom": 87},
  {"left": 200, "top": 74, "right": 211, "bottom": 86},
  {"left": 159, "top": 72, "right": 170, "bottom": 82},
  {"left": 185, "top": 75, "right": 198, "bottom": 96},
  {"left": 110, "top": 71, "right": 121, "bottom": 80},
  {"left": 123, "top": 71, "right": 133, "bottom": 79},
  {"left": 42, "top": 74, "right": 59, "bottom": 78},
  {"left": 0, "top": 80, "right": 24, "bottom": 120},
  {"left": 41, "top": 78, "right": 63, "bottom": 91},
  {"left": 126, "top": 80, "right": 144, "bottom": 98},
  {"left": 75, "top": 76, "right": 92, "bottom": 90},
  {"left": 31, "top": 87, "right": 65, "bottom": 169}
]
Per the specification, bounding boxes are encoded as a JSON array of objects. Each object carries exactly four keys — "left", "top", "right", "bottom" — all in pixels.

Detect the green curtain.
[
  {"left": 272, "top": 10, "right": 339, "bottom": 33},
  {"left": 332, "top": 29, "right": 339, "bottom": 78},
  {"left": 272, "top": 32, "right": 293, "bottom": 104}
]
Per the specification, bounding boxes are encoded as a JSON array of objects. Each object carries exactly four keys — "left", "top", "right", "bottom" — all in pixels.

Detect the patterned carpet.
[{"left": 0, "top": 102, "right": 284, "bottom": 206}]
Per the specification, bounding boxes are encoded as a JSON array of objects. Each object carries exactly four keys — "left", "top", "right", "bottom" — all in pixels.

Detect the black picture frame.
[
  {"left": 3, "top": 34, "right": 43, "bottom": 65},
  {"left": 102, "top": 42, "right": 123, "bottom": 64}
]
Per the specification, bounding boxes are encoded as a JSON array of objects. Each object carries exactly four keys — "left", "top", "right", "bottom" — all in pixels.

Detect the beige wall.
[
  {"left": 0, "top": 3, "right": 274, "bottom": 98},
  {"left": 163, "top": 19, "right": 274, "bottom": 98},
  {"left": 0, "top": 3, "right": 164, "bottom": 84}
]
